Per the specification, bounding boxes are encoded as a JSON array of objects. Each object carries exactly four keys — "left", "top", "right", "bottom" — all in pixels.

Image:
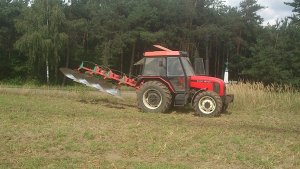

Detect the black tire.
[
  {"left": 193, "top": 91, "right": 223, "bottom": 117},
  {"left": 137, "top": 81, "right": 172, "bottom": 113},
  {"left": 221, "top": 104, "right": 229, "bottom": 114}
]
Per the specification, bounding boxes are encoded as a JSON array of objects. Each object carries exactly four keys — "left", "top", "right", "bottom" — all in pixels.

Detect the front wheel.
[
  {"left": 137, "top": 81, "right": 172, "bottom": 113},
  {"left": 193, "top": 91, "right": 223, "bottom": 117}
]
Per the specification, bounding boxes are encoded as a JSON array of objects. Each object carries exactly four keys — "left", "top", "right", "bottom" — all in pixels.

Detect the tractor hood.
[
  {"left": 189, "top": 76, "right": 226, "bottom": 96},
  {"left": 190, "top": 76, "right": 225, "bottom": 84}
]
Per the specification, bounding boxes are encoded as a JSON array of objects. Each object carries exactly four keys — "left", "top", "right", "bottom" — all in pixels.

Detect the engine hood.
[
  {"left": 190, "top": 76, "right": 225, "bottom": 85},
  {"left": 189, "top": 76, "right": 226, "bottom": 96}
]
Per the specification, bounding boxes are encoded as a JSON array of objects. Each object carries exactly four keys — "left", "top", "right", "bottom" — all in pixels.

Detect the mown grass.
[{"left": 0, "top": 83, "right": 299, "bottom": 169}]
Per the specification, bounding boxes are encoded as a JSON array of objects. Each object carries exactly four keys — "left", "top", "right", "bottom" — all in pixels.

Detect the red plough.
[{"left": 77, "top": 62, "right": 137, "bottom": 88}]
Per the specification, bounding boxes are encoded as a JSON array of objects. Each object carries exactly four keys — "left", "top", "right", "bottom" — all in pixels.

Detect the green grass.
[{"left": 0, "top": 84, "right": 299, "bottom": 169}]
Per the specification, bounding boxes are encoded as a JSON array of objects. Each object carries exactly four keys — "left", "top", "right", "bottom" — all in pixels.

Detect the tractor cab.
[
  {"left": 135, "top": 46, "right": 194, "bottom": 106},
  {"left": 142, "top": 52, "right": 194, "bottom": 90}
]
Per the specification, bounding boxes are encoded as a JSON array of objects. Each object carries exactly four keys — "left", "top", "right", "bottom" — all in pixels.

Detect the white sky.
[{"left": 225, "top": 0, "right": 295, "bottom": 25}]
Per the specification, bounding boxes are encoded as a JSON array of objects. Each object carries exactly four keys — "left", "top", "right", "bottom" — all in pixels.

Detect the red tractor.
[
  {"left": 61, "top": 45, "right": 233, "bottom": 117},
  {"left": 135, "top": 45, "right": 233, "bottom": 116}
]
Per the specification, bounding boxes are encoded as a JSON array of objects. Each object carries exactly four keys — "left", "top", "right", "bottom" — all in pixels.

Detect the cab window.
[
  {"left": 167, "top": 57, "right": 184, "bottom": 76},
  {"left": 143, "top": 58, "right": 166, "bottom": 76}
]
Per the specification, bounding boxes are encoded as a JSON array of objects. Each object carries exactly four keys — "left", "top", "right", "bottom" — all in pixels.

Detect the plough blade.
[{"left": 60, "top": 68, "right": 122, "bottom": 98}]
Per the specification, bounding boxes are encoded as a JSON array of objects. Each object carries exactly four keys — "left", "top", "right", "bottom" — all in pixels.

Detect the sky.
[{"left": 225, "top": 0, "right": 295, "bottom": 25}]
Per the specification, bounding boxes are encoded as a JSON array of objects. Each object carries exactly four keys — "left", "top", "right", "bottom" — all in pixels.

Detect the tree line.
[{"left": 0, "top": 0, "right": 299, "bottom": 86}]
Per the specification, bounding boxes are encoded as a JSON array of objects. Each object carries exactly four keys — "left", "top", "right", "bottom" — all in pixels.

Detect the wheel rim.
[
  {"left": 143, "top": 89, "right": 162, "bottom": 110},
  {"left": 198, "top": 96, "right": 216, "bottom": 114}
]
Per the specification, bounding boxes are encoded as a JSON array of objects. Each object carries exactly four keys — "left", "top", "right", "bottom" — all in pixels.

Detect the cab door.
[{"left": 167, "top": 57, "right": 187, "bottom": 105}]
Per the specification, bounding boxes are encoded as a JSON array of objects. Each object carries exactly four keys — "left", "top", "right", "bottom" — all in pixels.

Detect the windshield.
[{"left": 181, "top": 57, "right": 195, "bottom": 76}]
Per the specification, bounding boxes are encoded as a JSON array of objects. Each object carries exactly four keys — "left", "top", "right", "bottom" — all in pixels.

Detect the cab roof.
[{"left": 144, "top": 45, "right": 186, "bottom": 57}]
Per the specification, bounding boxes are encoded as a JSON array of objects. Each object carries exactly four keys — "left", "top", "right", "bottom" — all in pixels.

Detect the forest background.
[{"left": 0, "top": 0, "right": 299, "bottom": 87}]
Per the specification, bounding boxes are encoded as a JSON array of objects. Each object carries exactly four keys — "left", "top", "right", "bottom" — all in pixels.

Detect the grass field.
[{"left": 0, "top": 83, "right": 299, "bottom": 169}]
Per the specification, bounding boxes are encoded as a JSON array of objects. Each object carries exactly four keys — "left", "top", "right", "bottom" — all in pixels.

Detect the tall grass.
[{"left": 228, "top": 82, "right": 300, "bottom": 114}]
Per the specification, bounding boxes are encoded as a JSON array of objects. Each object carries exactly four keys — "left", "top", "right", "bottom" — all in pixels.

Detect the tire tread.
[
  {"left": 193, "top": 91, "right": 223, "bottom": 117},
  {"left": 137, "top": 81, "right": 172, "bottom": 113}
]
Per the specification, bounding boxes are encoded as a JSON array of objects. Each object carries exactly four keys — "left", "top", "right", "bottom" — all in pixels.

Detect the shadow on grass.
[
  {"left": 170, "top": 106, "right": 194, "bottom": 115},
  {"left": 78, "top": 97, "right": 235, "bottom": 118},
  {"left": 170, "top": 106, "right": 234, "bottom": 118},
  {"left": 78, "top": 97, "right": 136, "bottom": 109}
]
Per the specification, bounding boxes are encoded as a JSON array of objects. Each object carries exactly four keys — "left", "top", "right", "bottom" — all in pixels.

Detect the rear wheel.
[
  {"left": 137, "top": 81, "right": 172, "bottom": 113},
  {"left": 193, "top": 91, "right": 223, "bottom": 117}
]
